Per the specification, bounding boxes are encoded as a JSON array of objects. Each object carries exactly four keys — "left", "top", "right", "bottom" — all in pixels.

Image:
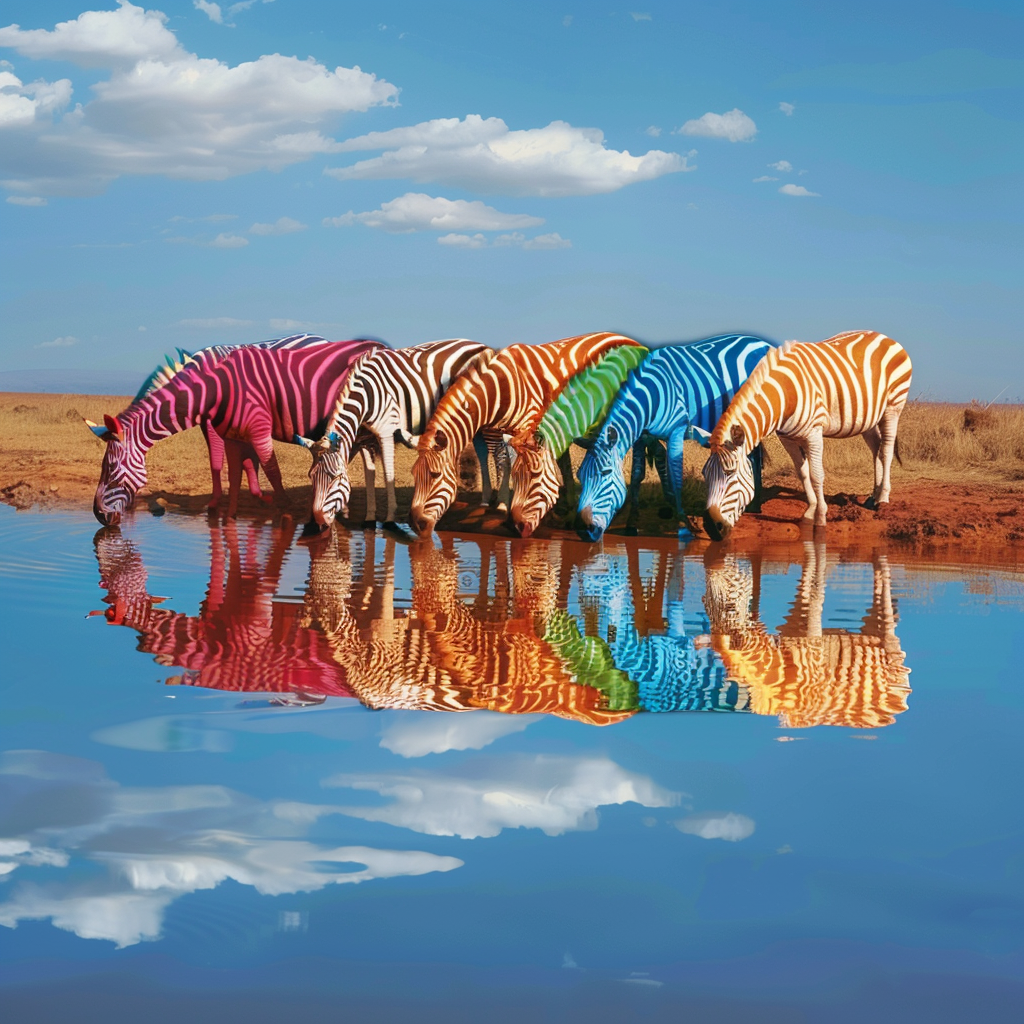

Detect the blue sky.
[{"left": 0, "top": 0, "right": 1020, "bottom": 399}]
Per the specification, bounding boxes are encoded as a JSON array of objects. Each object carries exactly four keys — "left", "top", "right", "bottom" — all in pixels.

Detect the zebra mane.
[
  {"left": 709, "top": 341, "right": 791, "bottom": 449},
  {"left": 133, "top": 349, "right": 196, "bottom": 403},
  {"left": 325, "top": 348, "right": 380, "bottom": 430}
]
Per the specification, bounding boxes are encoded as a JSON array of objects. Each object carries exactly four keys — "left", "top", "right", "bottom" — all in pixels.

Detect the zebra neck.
[
  {"left": 329, "top": 387, "right": 370, "bottom": 461},
  {"left": 127, "top": 380, "right": 211, "bottom": 448}
]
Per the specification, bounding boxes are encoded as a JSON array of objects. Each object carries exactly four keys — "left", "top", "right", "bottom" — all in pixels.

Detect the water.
[{"left": 1, "top": 505, "right": 1023, "bottom": 1022}]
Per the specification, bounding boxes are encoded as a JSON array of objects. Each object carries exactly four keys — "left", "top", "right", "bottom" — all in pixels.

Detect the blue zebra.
[
  {"left": 575, "top": 334, "right": 774, "bottom": 541},
  {"left": 575, "top": 550, "right": 748, "bottom": 714}
]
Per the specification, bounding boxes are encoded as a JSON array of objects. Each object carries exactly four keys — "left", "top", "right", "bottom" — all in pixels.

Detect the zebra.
[
  {"left": 702, "top": 331, "right": 913, "bottom": 539},
  {"left": 574, "top": 335, "right": 774, "bottom": 541},
  {"left": 573, "top": 548, "right": 747, "bottom": 714},
  {"left": 294, "top": 339, "right": 510, "bottom": 534},
  {"left": 407, "top": 333, "right": 643, "bottom": 535},
  {"left": 91, "top": 519, "right": 350, "bottom": 701},
  {"left": 88, "top": 334, "right": 384, "bottom": 525},
  {"left": 127, "top": 345, "right": 265, "bottom": 509},
  {"left": 506, "top": 344, "right": 675, "bottom": 538},
  {"left": 700, "top": 543, "right": 911, "bottom": 729}
]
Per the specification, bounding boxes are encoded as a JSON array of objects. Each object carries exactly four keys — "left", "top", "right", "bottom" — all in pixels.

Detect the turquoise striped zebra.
[
  {"left": 573, "top": 549, "right": 748, "bottom": 714},
  {"left": 575, "top": 335, "right": 774, "bottom": 541},
  {"left": 508, "top": 345, "right": 673, "bottom": 538}
]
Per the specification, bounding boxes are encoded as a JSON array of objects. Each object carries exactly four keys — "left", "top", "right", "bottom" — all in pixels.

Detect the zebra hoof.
[
  {"left": 864, "top": 496, "right": 878, "bottom": 510},
  {"left": 624, "top": 525, "right": 639, "bottom": 537},
  {"left": 361, "top": 519, "right": 377, "bottom": 530}
]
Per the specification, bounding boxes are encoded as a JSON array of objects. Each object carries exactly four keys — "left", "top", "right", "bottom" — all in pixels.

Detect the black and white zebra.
[{"left": 296, "top": 339, "right": 510, "bottom": 532}]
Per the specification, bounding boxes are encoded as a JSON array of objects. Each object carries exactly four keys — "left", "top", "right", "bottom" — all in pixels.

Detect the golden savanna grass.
[{"left": 1, "top": 392, "right": 1022, "bottom": 513}]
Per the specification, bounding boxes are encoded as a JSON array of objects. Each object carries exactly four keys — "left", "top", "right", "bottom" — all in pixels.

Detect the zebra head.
[
  {"left": 297, "top": 432, "right": 348, "bottom": 530},
  {"left": 508, "top": 431, "right": 560, "bottom": 538},
  {"left": 410, "top": 428, "right": 457, "bottom": 535},
  {"left": 575, "top": 424, "right": 628, "bottom": 542},
  {"left": 88, "top": 414, "right": 147, "bottom": 526},
  {"left": 703, "top": 425, "right": 754, "bottom": 541}
]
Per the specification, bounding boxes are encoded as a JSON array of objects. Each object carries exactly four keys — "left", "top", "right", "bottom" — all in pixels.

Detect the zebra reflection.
[
  {"left": 91, "top": 521, "right": 349, "bottom": 701},
  {"left": 700, "top": 543, "right": 911, "bottom": 729}
]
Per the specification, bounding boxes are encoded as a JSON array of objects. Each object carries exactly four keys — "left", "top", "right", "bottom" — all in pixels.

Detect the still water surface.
[{"left": 1, "top": 507, "right": 1023, "bottom": 1021}]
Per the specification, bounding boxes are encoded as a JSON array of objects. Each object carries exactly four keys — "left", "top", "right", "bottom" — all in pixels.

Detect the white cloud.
[
  {"left": 379, "top": 711, "right": 541, "bottom": 758},
  {"left": 325, "top": 192, "right": 544, "bottom": 234},
  {"left": 752, "top": 175, "right": 777, "bottom": 182},
  {"left": 779, "top": 183, "right": 820, "bottom": 197},
  {"left": 678, "top": 108, "right": 757, "bottom": 143},
  {"left": 322, "top": 755, "right": 679, "bottom": 839},
  {"left": 562, "top": 15, "right": 573, "bottom": 28},
  {"left": 249, "top": 216, "right": 307, "bottom": 236},
  {"left": 177, "top": 316, "right": 255, "bottom": 328},
  {"left": 0, "top": 749, "right": 461, "bottom": 948},
  {"left": 630, "top": 13, "right": 652, "bottom": 21},
  {"left": 194, "top": 1, "right": 223, "bottom": 24},
  {"left": 779, "top": 101, "right": 795, "bottom": 116},
  {"left": 209, "top": 231, "right": 248, "bottom": 247},
  {"left": 0, "top": 69, "right": 72, "bottom": 127},
  {"left": 675, "top": 812, "right": 755, "bottom": 842},
  {"left": 769, "top": 159, "right": 793, "bottom": 172},
  {"left": 0, "top": 3, "right": 184, "bottom": 67},
  {"left": 268, "top": 318, "right": 318, "bottom": 331},
  {"left": 325, "top": 115, "right": 691, "bottom": 197},
  {"left": 6, "top": 193, "right": 45, "bottom": 205},
  {"left": 644, "top": 125, "right": 661, "bottom": 137},
  {"left": 38, "top": 334, "right": 78, "bottom": 348},
  {"left": 0, "top": 3, "right": 399, "bottom": 196},
  {"left": 437, "top": 231, "right": 571, "bottom": 250}
]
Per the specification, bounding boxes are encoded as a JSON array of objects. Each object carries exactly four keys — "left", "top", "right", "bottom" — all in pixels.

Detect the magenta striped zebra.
[{"left": 89, "top": 334, "right": 385, "bottom": 525}]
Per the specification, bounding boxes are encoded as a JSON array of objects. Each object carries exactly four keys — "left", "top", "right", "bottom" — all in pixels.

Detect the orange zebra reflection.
[
  {"left": 701, "top": 542, "right": 911, "bottom": 728},
  {"left": 92, "top": 521, "right": 350, "bottom": 701}
]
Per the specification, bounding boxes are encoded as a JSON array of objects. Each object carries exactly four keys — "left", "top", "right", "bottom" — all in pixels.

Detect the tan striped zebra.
[
  {"left": 702, "top": 331, "right": 913, "bottom": 539},
  {"left": 407, "top": 332, "right": 642, "bottom": 535},
  {"left": 700, "top": 543, "right": 911, "bottom": 729}
]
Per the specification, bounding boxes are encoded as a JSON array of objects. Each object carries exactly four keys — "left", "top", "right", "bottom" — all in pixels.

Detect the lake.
[{"left": 1, "top": 506, "right": 1022, "bottom": 1022}]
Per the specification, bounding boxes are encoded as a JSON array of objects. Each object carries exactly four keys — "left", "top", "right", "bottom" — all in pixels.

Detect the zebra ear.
[
  {"left": 327, "top": 431, "right": 340, "bottom": 447},
  {"left": 533, "top": 432, "right": 545, "bottom": 449},
  {"left": 730, "top": 425, "right": 746, "bottom": 448},
  {"left": 395, "top": 429, "right": 419, "bottom": 449},
  {"left": 605, "top": 425, "right": 619, "bottom": 446},
  {"left": 293, "top": 434, "right": 315, "bottom": 450},
  {"left": 103, "top": 413, "right": 124, "bottom": 440},
  {"left": 84, "top": 418, "right": 110, "bottom": 440},
  {"left": 433, "top": 430, "right": 449, "bottom": 451}
]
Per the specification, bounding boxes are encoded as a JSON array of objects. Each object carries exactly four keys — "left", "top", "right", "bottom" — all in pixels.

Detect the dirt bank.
[{"left": 2, "top": 391, "right": 1022, "bottom": 561}]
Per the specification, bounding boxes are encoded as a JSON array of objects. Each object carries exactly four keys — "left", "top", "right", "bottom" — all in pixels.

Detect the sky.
[{"left": 0, "top": 0, "right": 1020, "bottom": 400}]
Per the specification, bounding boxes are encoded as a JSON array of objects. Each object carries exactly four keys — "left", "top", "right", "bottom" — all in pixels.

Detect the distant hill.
[{"left": 0, "top": 369, "right": 143, "bottom": 395}]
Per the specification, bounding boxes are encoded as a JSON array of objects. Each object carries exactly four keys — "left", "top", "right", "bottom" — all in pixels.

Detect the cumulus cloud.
[
  {"left": 323, "top": 755, "right": 678, "bottom": 839},
  {"left": 675, "top": 812, "right": 755, "bottom": 842},
  {"left": 194, "top": 1, "right": 223, "bottom": 24},
  {"left": 0, "top": 2, "right": 398, "bottom": 196},
  {"left": 779, "top": 183, "right": 820, "bottom": 197},
  {"left": 379, "top": 711, "right": 540, "bottom": 758},
  {"left": 249, "top": 216, "right": 307, "bottom": 236},
  {"left": 0, "top": 749, "right": 461, "bottom": 948},
  {"left": 644, "top": 125, "right": 661, "bottom": 137},
  {"left": 779, "top": 102, "right": 795, "bottom": 116},
  {"left": 326, "top": 192, "right": 544, "bottom": 234},
  {"left": 177, "top": 316, "right": 255, "bottom": 328},
  {"left": 6, "top": 194, "right": 45, "bottom": 205},
  {"left": 38, "top": 335, "right": 78, "bottom": 348},
  {"left": 325, "top": 115, "right": 691, "bottom": 197},
  {"left": 209, "top": 231, "right": 248, "bottom": 247},
  {"left": 752, "top": 175, "right": 777, "bottom": 182},
  {"left": 769, "top": 159, "right": 792, "bottom": 172},
  {"left": 678, "top": 108, "right": 757, "bottom": 143},
  {"left": 437, "top": 231, "right": 570, "bottom": 250}
]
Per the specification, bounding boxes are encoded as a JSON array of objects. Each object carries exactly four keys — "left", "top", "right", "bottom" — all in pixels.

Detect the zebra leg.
[
  {"left": 360, "top": 446, "right": 377, "bottom": 528},
  {"left": 873, "top": 406, "right": 902, "bottom": 507},
  {"left": 652, "top": 438, "right": 674, "bottom": 517},
  {"left": 624, "top": 438, "right": 647, "bottom": 535},
  {"left": 555, "top": 449, "right": 576, "bottom": 517},
  {"left": 861, "top": 425, "right": 883, "bottom": 508},
  {"left": 805, "top": 428, "right": 827, "bottom": 526},
  {"left": 666, "top": 426, "right": 689, "bottom": 530},
  {"left": 493, "top": 441, "right": 512, "bottom": 513},
  {"left": 225, "top": 439, "right": 244, "bottom": 518},
  {"left": 240, "top": 442, "right": 267, "bottom": 501},
  {"left": 473, "top": 435, "right": 493, "bottom": 506},
  {"left": 379, "top": 430, "right": 400, "bottom": 529},
  {"left": 202, "top": 421, "right": 224, "bottom": 509},
  {"left": 746, "top": 443, "right": 764, "bottom": 513},
  {"left": 779, "top": 434, "right": 816, "bottom": 520}
]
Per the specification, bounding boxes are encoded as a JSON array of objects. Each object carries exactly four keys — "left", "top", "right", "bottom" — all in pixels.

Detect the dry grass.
[{"left": 2, "top": 392, "right": 1022, "bottom": 513}]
